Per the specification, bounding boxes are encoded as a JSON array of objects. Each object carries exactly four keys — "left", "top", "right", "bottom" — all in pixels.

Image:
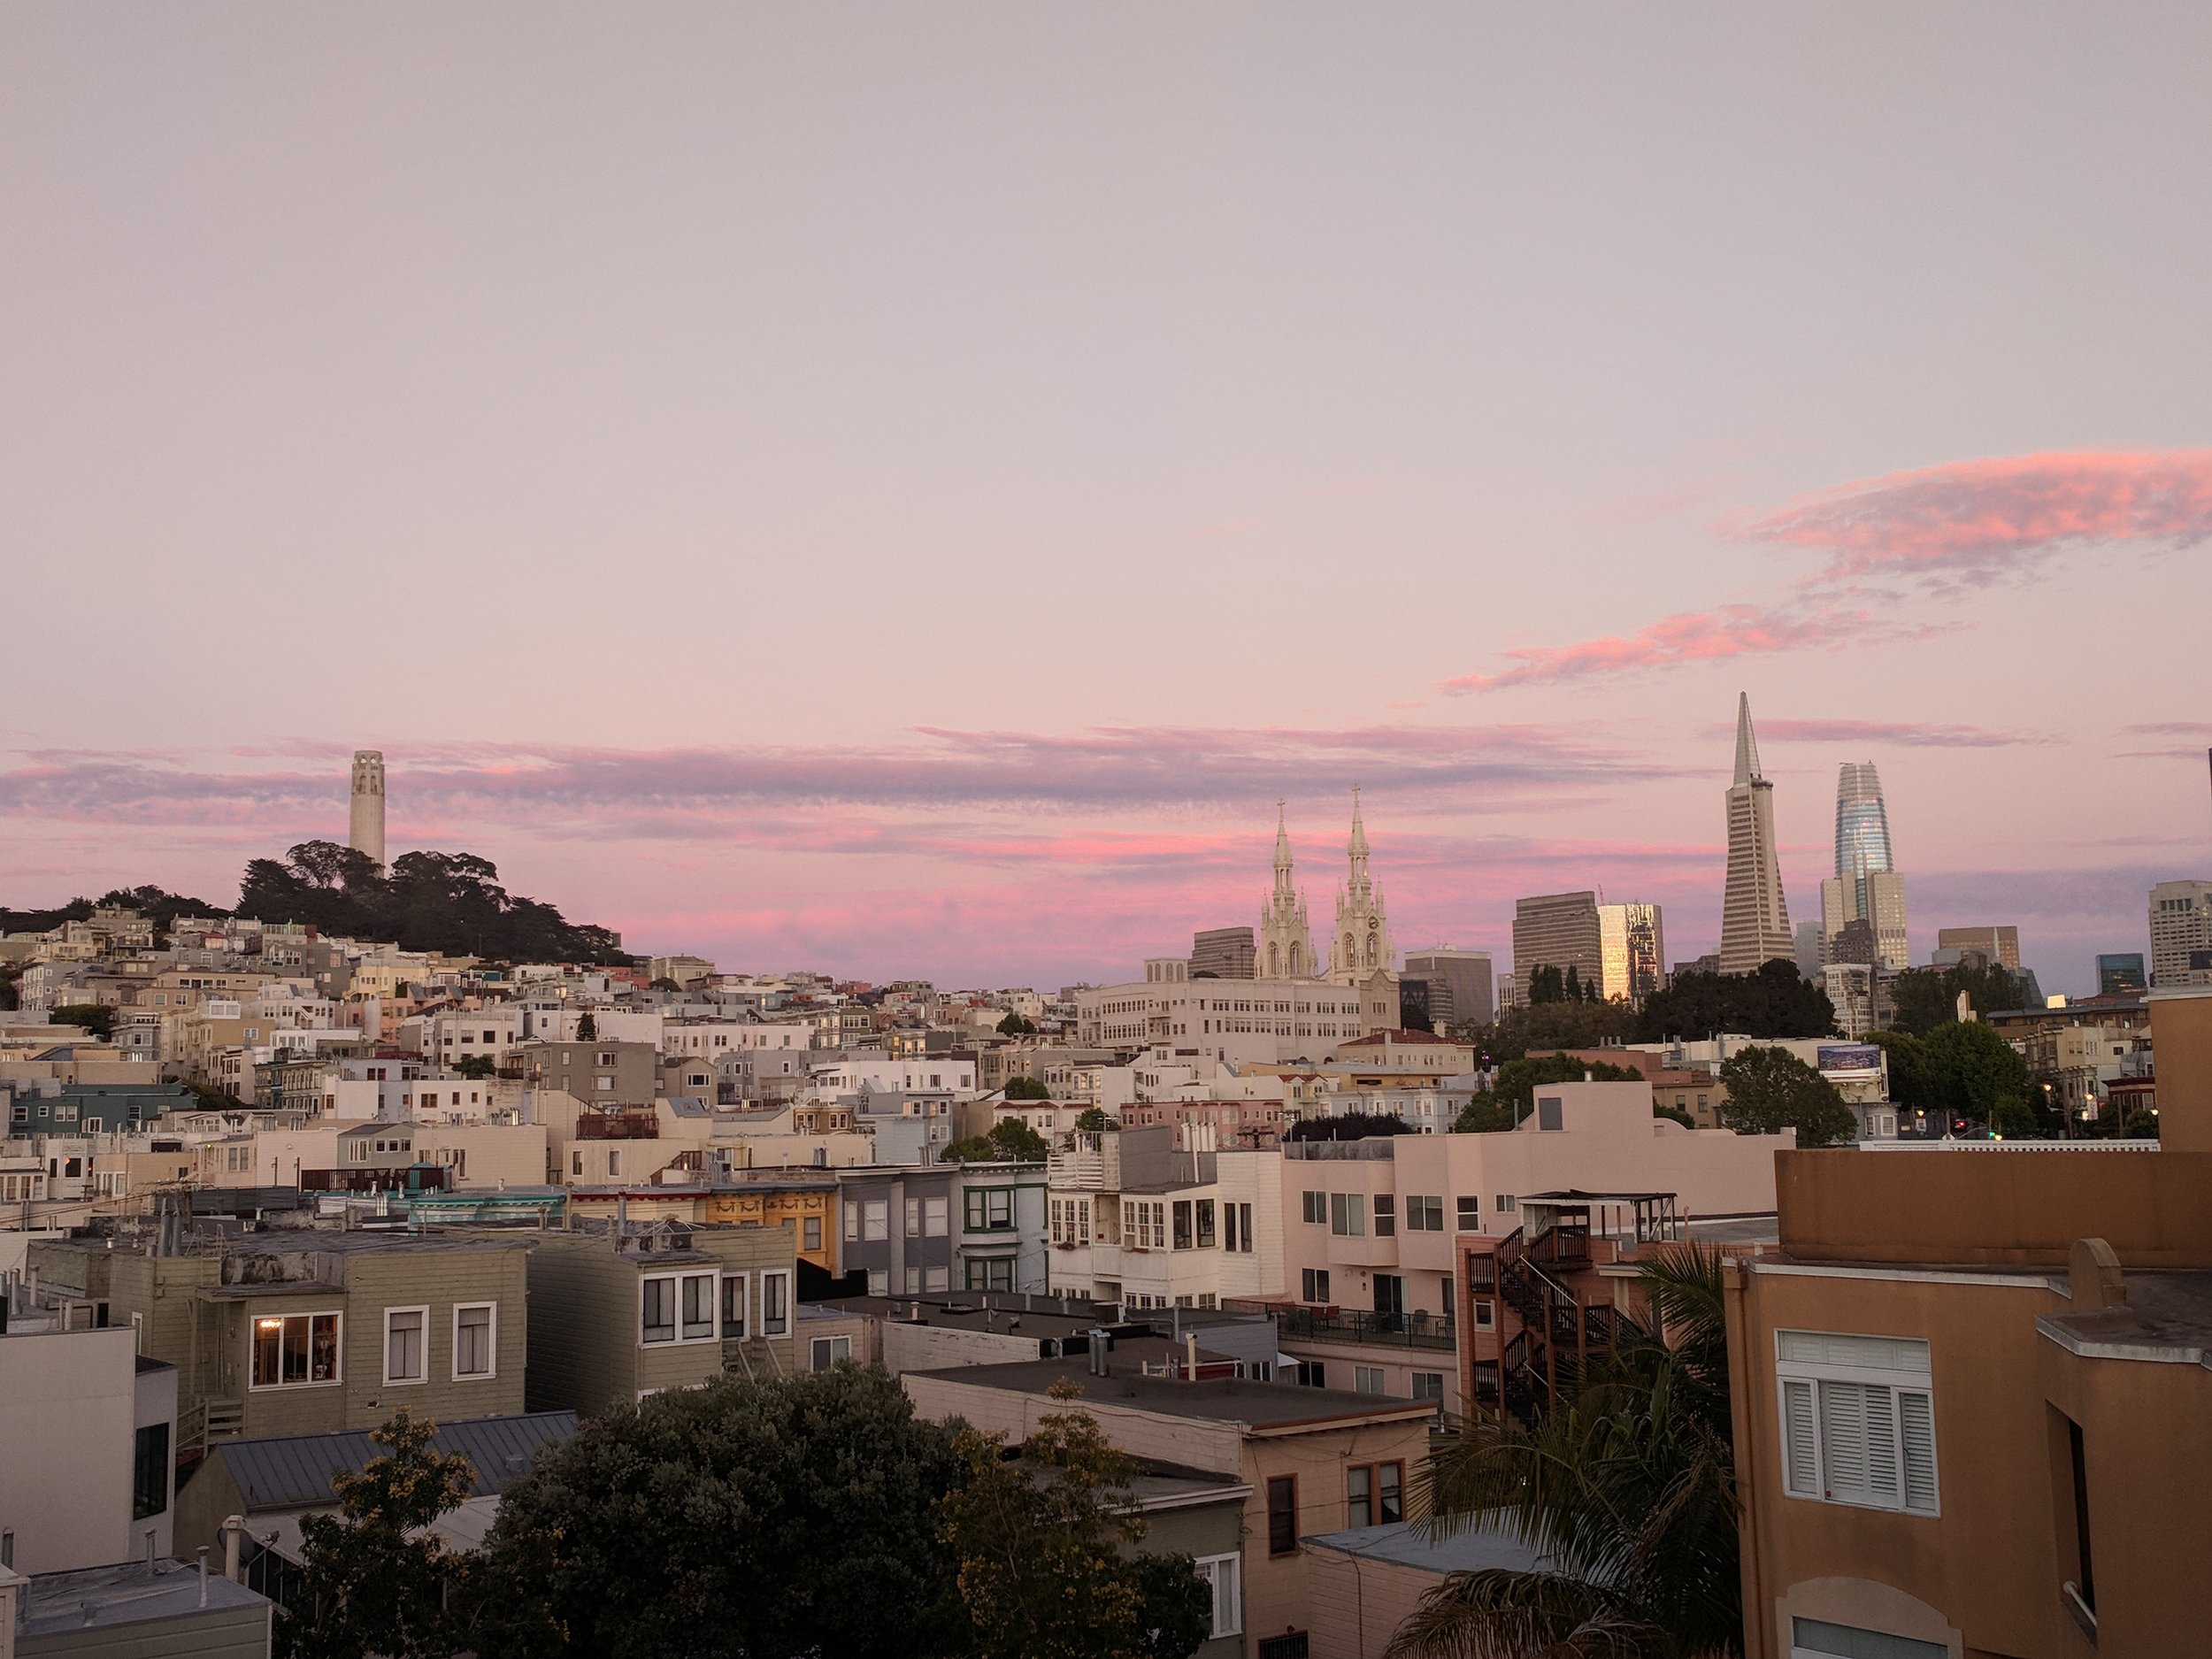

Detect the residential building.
[
  {"left": 515, "top": 1038, "right": 660, "bottom": 1107},
  {"left": 0, "top": 1325, "right": 177, "bottom": 1574},
  {"left": 1723, "top": 983, "right": 2212, "bottom": 1658},
  {"left": 2, "top": 1557, "right": 272, "bottom": 1659},
  {"left": 1047, "top": 1128, "right": 1235, "bottom": 1313},
  {"left": 1719, "top": 695, "right": 1794, "bottom": 975},
  {"left": 836, "top": 1160, "right": 1048, "bottom": 1298},
  {"left": 2148, "top": 879, "right": 2212, "bottom": 987},
  {"left": 1596, "top": 902, "right": 1666, "bottom": 1003},
  {"left": 26, "top": 1225, "right": 529, "bottom": 1452},
  {"left": 1402, "top": 949, "right": 1494, "bottom": 1030},
  {"left": 1190, "top": 927, "right": 1257, "bottom": 981},
  {"left": 905, "top": 1342, "right": 1436, "bottom": 1656},
  {"left": 1076, "top": 978, "right": 1375, "bottom": 1066},
  {"left": 1509, "top": 892, "right": 1601, "bottom": 1007},
  {"left": 521, "top": 1219, "right": 799, "bottom": 1413}
]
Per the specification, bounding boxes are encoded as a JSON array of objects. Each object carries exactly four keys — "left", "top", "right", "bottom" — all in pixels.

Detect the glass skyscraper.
[
  {"left": 1821, "top": 762, "right": 1909, "bottom": 970},
  {"left": 1833, "top": 761, "right": 1894, "bottom": 875}
]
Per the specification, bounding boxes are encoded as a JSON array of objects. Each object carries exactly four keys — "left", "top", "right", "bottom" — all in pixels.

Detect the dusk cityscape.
[{"left": 3, "top": 9, "right": 2209, "bottom": 1659}]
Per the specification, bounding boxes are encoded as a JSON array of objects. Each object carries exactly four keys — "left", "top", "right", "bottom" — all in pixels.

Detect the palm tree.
[{"left": 1387, "top": 1247, "right": 1741, "bottom": 1659}]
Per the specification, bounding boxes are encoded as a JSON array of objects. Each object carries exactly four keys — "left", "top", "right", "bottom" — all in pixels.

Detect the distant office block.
[
  {"left": 2097, "top": 953, "right": 2147, "bottom": 995},
  {"left": 1404, "top": 949, "right": 1494, "bottom": 1027},
  {"left": 2150, "top": 882, "right": 2212, "bottom": 988},
  {"left": 1512, "top": 893, "right": 1601, "bottom": 995},
  {"left": 1190, "top": 926, "right": 1257, "bottom": 979},
  {"left": 1937, "top": 925, "right": 2021, "bottom": 971},
  {"left": 1596, "top": 902, "right": 1665, "bottom": 1004}
]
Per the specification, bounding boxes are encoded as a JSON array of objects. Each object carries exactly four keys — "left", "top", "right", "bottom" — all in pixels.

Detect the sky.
[{"left": 4, "top": 4, "right": 2210, "bottom": 995}]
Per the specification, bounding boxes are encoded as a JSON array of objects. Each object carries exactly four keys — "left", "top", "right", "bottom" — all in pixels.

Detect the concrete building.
[
  {"left": 2147, "top": 879, "right": 2212, "bottom": 987},
  {"left": 1402, "top": 949, "right": 1494, "bottom": 1029},
  {"left": 1189, "top": 927, "right": 1256, "bottom": 981},
  {"left": 1719, "top": 695, "right": 1794, "bottom": 976},
  {"left": 836, "top": 1159, "right": 1048, "bottom": 1296},
  {"left": 346, "top": 750, "right": 385, "bottom": 869},
  {"left": 1723, "top": 984, "right": 2212, "bottom": 1658},
  {"left": 1075, "top": 978, "right": 1375, "bottom": 1066},
  {"left": 1934, "top": 924, "right": 2021, "bottom": 971},
  {"left": 2095, "top": 953, "right": 2147, "bottom": 995},
  {"left": 0, "top": 1325, "right": 176, "bottom": 1576},
  {"left": 1509, "top": 892, "right": 1601, "bottom": 1008}
]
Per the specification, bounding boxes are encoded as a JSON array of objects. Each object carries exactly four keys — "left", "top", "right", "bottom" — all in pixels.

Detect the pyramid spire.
[{"left": 1733, "top": 693, "right": 1763, "bottom": 787}]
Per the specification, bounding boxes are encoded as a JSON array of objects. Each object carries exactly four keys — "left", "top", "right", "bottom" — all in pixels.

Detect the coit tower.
[{"left": 349, "top": 750, "right": 387, "bottom": 868}]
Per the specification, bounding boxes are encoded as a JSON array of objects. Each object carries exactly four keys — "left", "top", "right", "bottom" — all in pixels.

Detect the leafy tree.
[
  {"left": 1525, "top": 964, "right": 1566, "bottom": 1005},
  {"left": 1451, "top": 1054, "right": 1643, "bottom": 1133},
  {"left": 574, "top": 1011, "right": 596, "bottom": 1040},
  {"left": 451, "top": 1055, "right": 498, "bottom": 1080},
  {"left": 1867, "top": 1029, "right": 1929, "bottom": 1112},
  {"left": 1450, "top": 999, "right": 1639, "bottom": 1064},
  {"left": 996, "top": 1012, "right": 1038, "bottom": 1036},
  {"left": 1655, "top": 1104, "right": 1696, "bottom": 1129},
  {"left": 1286, "top": 1110, "right": 1412, "bottom": 1142},
  {"left": 944, "top": 1118, "right": 1050, "bottom": 1163},
  {"left": 1392, "top": 1249, "right": 1740, "bottom": 1659},
  {"left": 1074, "top": 1106, "right": 1114, "bottom": 1133},
  {"left": 466, "top": 1368, "right": 968, "bottom": 1659},
  {"left": 1717, "top": 1046, "right": 1856, "bottom": 1148},
  {"left": 1003, "top": 1076, "right": 1051, "bottom": 1101},
  {"left": 275, "top": 1409, "right": 475, "bottom": 1659},
  {"left": 649, "top": 977, "right": 685, "bottom": 993},
  {"left": 2124, "top": 1107, "right": 2160, "bottom": 1138},
  {"left": 1920, "top": 1018, "right": 2032, "bottom": 1132},
  {"left": 49, "top": 1003, "right": 117, "bottom": 1038},
  {"left": 0, "top": 962, "right": 19, "bottom": 1011},
  {"left": 1886, "top": 962, "right": 2035, "bottom": 1038},
  {"left": 941, "top": 1379, "right": 1210, "bottom": 1659},
  {"left": 1636, "top": 958, "right": 1837, "bottom": 1042}
]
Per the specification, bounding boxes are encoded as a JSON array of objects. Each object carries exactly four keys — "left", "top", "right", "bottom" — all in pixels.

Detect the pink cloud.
[
  {"left": 1738, "top": 449, "right": 2212, "bottom": 586},
  {"left": 1714, "top": 718, "right": 2055, "bottom": 749},
  {"left": 1441, "top": 603, "right": 1887, "bottom": 693}
]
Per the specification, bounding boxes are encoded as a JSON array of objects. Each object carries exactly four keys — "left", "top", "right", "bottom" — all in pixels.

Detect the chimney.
[
  {"left": 1087, "top": 1328, "right": 1111, "bottom": 1377},
  {"left": 197, "top": 1548, "right": 210, "bottom": 1607},
  {"left": 1185, "top": 1332, "right": 1199, "bottom": 1379}
]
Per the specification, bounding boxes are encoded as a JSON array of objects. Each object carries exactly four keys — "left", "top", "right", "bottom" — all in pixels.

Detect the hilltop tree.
[
  {"left": 1887, "top": 962, "right": 2035, "bottom": 1037},
  {"left": 1716, "top": 1046, "right": 1856, "bottom": 1148},
  {"left": 1921, "top": 1018, "right": 2034, "bottom": 1132},
  {"left": 1635, "top": 959, "right": 1837, "bottom": 1042},
  {"left": 942, "top": 1118, "right": 1051, "bottom": 1163}
]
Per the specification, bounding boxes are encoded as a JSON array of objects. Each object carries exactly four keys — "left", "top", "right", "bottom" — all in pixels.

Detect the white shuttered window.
[{"left": 1776, "top": 1331, "right": 1938, "bottom": 1517}]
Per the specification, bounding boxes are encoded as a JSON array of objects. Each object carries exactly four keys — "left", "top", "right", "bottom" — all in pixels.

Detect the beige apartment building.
[{"left": 1724, "top": 985, "right": 2212, "bottom": 1658}]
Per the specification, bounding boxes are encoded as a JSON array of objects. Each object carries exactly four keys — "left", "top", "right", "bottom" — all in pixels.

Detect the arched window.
[
  {"left": 1289, "top": 942, "right": 1302, "bottom": 975},
  {"left": 1269, "top": 943, "right": 1280, "bottom": 977},
  {"left": 1366, "top": 934, "right": 1379, "bottom": 968}
]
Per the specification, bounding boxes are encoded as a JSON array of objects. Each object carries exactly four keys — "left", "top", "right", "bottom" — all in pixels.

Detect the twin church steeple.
[{"left": 1256, "top": 791, "right": 1394, "bottom": 982}]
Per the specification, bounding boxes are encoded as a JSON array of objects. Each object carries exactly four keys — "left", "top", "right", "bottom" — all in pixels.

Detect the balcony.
[
  {"left": 575, "top": 1110, "right": 660, "bottom": 1141},
  {"left": 1273, "top": 1306, "right": 1456, "bottom": 1351}
]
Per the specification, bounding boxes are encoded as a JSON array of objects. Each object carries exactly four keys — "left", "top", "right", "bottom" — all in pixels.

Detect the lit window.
[{"left": 251, "top": 1312, "right": 341, "bottom": 1388}]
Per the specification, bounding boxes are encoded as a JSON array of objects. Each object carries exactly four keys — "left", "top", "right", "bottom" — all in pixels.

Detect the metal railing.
[{"left": 1273, "top": 1306, "right": 1456, "bottom": 1350}]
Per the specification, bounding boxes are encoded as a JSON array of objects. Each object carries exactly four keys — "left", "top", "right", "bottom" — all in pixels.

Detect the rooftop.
[
  {"left": 18, "top": 1557, "right": 268, "bottom": 1638},
  {"left": 1304, "top": 1516, "right": 1569, "bottom": 1578},
  {"left": 211, "top": 1410, "right": 579, "bottom": 1510},
  {"left": 2039, "top": 1269, "right": 2212, "bottom": 1368}
]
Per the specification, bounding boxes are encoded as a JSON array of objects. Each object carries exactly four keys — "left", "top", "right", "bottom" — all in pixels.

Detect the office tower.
[
  {"left": 348, "top": 750, "right": 386, "bottom": 868},
  {"left": 1818, "top": 761, "right": 1909, "bottom": 971},
  {"left": 1596, "top": 902, "right": 1666, "bottom": 1004},
  {"left": 1404, "top": 949, "right": 1494, "bottom": 1028},
  {"left": 1256, "top": 803, "right": 1317, "bottom": 979},
  {"left": 2149, "top": 881, "right": 2212, "bottom": 987},
  {"left": 1511, "top": 891, "right": 1602, "bottom": 999},
  {"left": 1937, "top": 925, "right": 2021, "bottom": 971},
  {"left": 1330, "top": 787, "right": 1394, "bottom": 985},
  {"left": 1718, "top": 695, "right": 1793, "bottom": 975},
  {"left": 1189, "top": 926, "right": 1256, "bottom": 980},
  {"left": 2097, "top": 953, "right": 2147, "bottom": 995},
  {"left": 1793, "top": 919, "right": 1825, "bottom": 980}
]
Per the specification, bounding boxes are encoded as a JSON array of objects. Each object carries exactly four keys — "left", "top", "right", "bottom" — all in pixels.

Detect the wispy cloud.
[
  {"left": 1718, "top": 718, "right": 2056, "bottom": 749},
  {"left": 1440, "top": 603, "right": 1898, "bottom": 694},
  {"left": 1738, "top": 449, "right": 2212, "bottom": 588}
]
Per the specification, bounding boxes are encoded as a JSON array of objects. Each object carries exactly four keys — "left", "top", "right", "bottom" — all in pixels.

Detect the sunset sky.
[{"left": 4, "top": 5, "right": 2209, "bottom": 993}]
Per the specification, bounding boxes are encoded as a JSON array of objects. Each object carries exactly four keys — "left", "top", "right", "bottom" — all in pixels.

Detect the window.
[
  {"left": 923, "top": 1196, "right": 949, "bottom": 1236},
  {"left": 607, "top": 1149, "right": 621, "bottom": 1177},
  {"left": 810, "top": 1334, "right": 853, "bottom": 1371},
  {"left": 454, "top": 1304, "right": 495, "bottom": 1378},
  {"left": 1194, "top": 1552, "right": 1242, "bottom": 1639},
  {"left": 1789, "top": 1619, "right": 1947, "bottom": 1659},
  {"left": 966, "top": 1256, "right": 1016, "bottom": 1292},
  {"left": 133, "top": 1422, "right": 170, "bottom": 1519},
  {"left": 803, "top": 1215, "right": 822, "bottom": 1253},
  {"left": 1266, "top": 1475, "right": 1299, "bottom": 1555},
  {"left": 1776, "top": 1332, "right": 1939, "bottom": 1516},
  {"left": 844, "top": 1202, "right": 861, "bottom": 1241},
  {"left": 1329, "top": 1193, "right": 1365, "bottom": 1236},
  {"left": 2058, "top": 1410, "right": 2094, "bottom": 1622},
  {"left": 868, "top": 1270, "right": 889, "bottom": 1296},
  {"left": 1347, "top": 1462, "right": 1404, "bottom": 1526},
  {"left": 1372, "top": 1194, "right": 1395, "bottom": 1237},
  {"left": 1495, "top": 1193, "right": 1517, "bottom": 1212},
  {"left": 924, "top": 1265, "right": 949, "bottom": 1292},
  {"left": 250, "top": 1312, "right": 341, "bottom": 1387},
  {"left": 1258, "top": 1637, "right": 1309, "bottom": 1659},
  {"left": 1355, "top": 1366, "right": 1386, "bottom": 1394},
  {"left": 720, "top": 1273, "right": 749, "bottom": 1338},
  {"left": 863, "top": 1199, "right": 889, "bottom": 1241},
  {"left": 571, "top": 1150, "right": 583, "bottom": 1176},
  {"left": 1536, "top": 1094, "right": 1563, "bottom": 1131},
  {"left": 681, "top": 1271, "right": 717, "bottom": 1340},
  {"left": 384, "top": 1307, "right": 428, "bottom": 1384},
  {"left": 1173, "top": 1201, "right": 1193, "bottom": 1250},
  {"left": 1474, "top": 1298, "right": 1495, "bottom": 1329},
  {"left": 1302, "top": 1190, "right": 1325, "bottom": 1225},
  {"left": 965, "top": 1187, "right": 1015, "bottom": 1232},
  {"left": 1302, "top": 1268, "right": 1332, "bottom": 1303},
  {"left": 1405, "top": 1194, "right": 1445, "bottom": 1232},
  {"left": 1196, "top": 1198, "right": 1216, "bottom": 1248},
  {"left": 641, "top": 1278, "right": 677, "bottom": 1344},
  {"left": 760, "top": 1270, "right": 790, "bottom": 1337},
  {"left": 1412, "top": 1371, "right": 1445, "bottom": 1402},
  {"left": 1223, "top": 1202, "right": 1240, "bottom": 1251}
]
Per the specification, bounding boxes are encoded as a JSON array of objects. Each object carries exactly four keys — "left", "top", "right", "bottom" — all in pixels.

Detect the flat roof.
[
  {"left": 911, "top": 1344, "right": 1439, "bottom": 1430},
  {"left": 1304, "top": 1516, "right": 1567, "bottom": 1578},
  {"left": 2040, "top": 1269, "right": 2212, "bottom": 1365},
  {"left": 212, "top": 1411, "right": 579, "bottom": 1510},
  {"left": 19, "top": 1558, "right": 268, "bottom": 1637}
]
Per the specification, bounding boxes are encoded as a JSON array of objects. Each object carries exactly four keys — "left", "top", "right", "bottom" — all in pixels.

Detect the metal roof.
[{"left": 212, "top": 1410, "right": 578, "bottom": 1511}]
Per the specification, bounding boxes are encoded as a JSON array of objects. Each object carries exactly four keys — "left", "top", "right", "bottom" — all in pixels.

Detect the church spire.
[
  {"left": 1346, "top": 785, "right": 1371, "bottom": 897},
  {"left": 1273, "top": 799, "right": 1294, "bottom": 893}
]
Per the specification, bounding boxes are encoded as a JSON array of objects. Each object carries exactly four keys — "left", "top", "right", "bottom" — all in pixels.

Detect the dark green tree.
[
  {"left": 1003, "top": 1076, "right": 1051, "bottom": 1101},
  {"left": 452, "top": 1055, "right": 498, "bottom": 1080},
  {"left": 275, "top": 1409, "right": 476, "bottom": 1659},
  {"left": 49, "top": 1003, "right": 117, "bottom": 1038},
  {"left": 1450, "top": 999, "right": 1639, "bottom": 1064},
  {"left": 1074, "top": 1106, "right": 1115, "bottom": 1133},
  {"left": 1921, "top": 1018, "right": 2033, "bottom": 1133},
  {"left": 1717, "top": 1046, "right": 1856, "bottom": 1148},
  {"left": 941, "top": 1380, "right": 1210, "bottom": 1659},
  {"left": 573, "top": 1011, "right": 596, "bottom": 1040},
  {"left": 943, "top": 1118, "right": 1051, "bottom": 1162},
  {"left": 1635, "top": 959, "right": 1838, "bottom": 1042},
  {"left": 1286, "top": 1111, "right": 1412, "bottom": 1142},
  {"left": 1391, "top": 1249, "right": 1740, "bottom": 1658},
  {"left": 466, "top": 1368, "right": 968, "bottom": 1659},
  {"left": 1867, "top": 1029, "right": 1929, "bottom": 1112},
  {"left": 996, "top": 1012, "right": 1038, "bottom": 1036},
  {"left": 1886, "top": 963, "right": 2034, "bottom": 1038}
]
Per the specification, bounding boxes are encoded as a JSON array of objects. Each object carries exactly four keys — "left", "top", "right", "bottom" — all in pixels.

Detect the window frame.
[
  {"left": 132, "top": 1421, "right": 171, "bottom": 1520},
  {"left": 1266, "top": 1474, "right": 1300, "bottom": 1555},
  {"left": 1347, "top": 1460, "right": 1405, "bottom": 1526},
  {"left": 1775, "top": 1330, "right": 1939, "bottom": 1517},
  {"left": 810, "top": 1334, "right": 854, "bottom": 1371},
  {"left": 452, "top": 1302, "right": 496, "bottom": 1380},
  {"left": 720, "top": 1271, "right": 749, "bottom": 1339},
  {"left": 250, "top": 1310, "right": 343, "bottom": 1390},
  {"left": 759, "top": 1269, "right": 791, "bottom": 1337},
  {"left": 1194, "top": 1551, "right": 1243, "bottom": 1639},
  {"left": 382, "top": 1305, "right": 431, "bottom": 1387},
  {"left": 1301, "top": 1267, "right": 1332, "bottom": 1304}
]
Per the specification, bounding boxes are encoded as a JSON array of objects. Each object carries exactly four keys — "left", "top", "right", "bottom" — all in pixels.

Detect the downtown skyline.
[{"left": 4, "top": 5, "right": 2211, "bottom": 991}]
